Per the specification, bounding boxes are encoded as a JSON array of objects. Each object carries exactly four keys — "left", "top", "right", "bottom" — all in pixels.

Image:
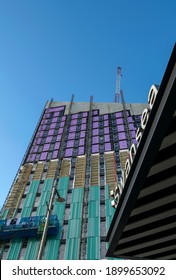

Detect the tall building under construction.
[{"left": 0, "top": 99, "right": 146, "bottom": 260}]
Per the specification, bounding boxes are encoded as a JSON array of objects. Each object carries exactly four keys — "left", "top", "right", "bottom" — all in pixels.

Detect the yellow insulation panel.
[
  {"left": 46, "top": 160, "right": 58, "bottom": 178},
  {"left": 60, "top": 159, "right": 71, "bottom": 177},
  {"left": 4, "top": 163, "right": 33, "bottom": 217},
  {"left": 105, "top": 152, "right": 117, "bottom": 191},
  {"left": 33, "top": 162, "right": 44, "bottom": 180},
  {"left": 74, "top": 156, "right": 86, "bottom": 188},
  {"left": 90, "top": 154, "right": 100, "bottom": 186}
]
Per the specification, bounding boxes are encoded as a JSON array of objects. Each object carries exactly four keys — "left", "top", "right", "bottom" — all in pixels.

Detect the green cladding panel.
[
  {"left": 53, "top": 203, "right": 66, "bottom": 220},
  {"left": 7, "top": 240, "right": 22, "bottom": 260},
  {"left": 87, "top": 217, "right": 100, "bottom": 237},
  {"left": 43, "top": 235, "right": 61, "bottom": 260},
  {"left": 57, "top": 177, "right": 69, "bottom": 190},
  {"left": 64, "top": 238, "right": 80, "bottom": 260},
  {"left": 87, "top": 237, "right": 100, "bottom": 260},
  {"left": 89, "top": 186, "right": 100, "bottom": 201},
  {"left": 43, "top": 178, "right": 54, "bottom": 191},
  {"left": 67, "top": 219, "right": 81, "bottom": 239},
  {"left": 88, "top": 201, "right": 100, "bottom": 218},
  {"left": 70, "top": 202, "right": 83, "bottom": 219},
  {"left": 71, "top": 188, "right": 84, "bottom": 203},
  {"left": 24, "top": 239, "right": 40, "bottom": 260},
  {"left": 0, "top": 209, "right": 9, "bottom": 219}
]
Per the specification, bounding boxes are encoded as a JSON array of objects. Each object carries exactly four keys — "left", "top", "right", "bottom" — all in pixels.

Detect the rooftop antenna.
[{"left": 114, "top": 66, "right": 122, "bottom": 102}]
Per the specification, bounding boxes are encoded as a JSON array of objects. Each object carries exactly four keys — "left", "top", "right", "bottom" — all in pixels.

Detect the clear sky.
[{"left": 0, "top": 0, "right": 175, "bottom": 208}]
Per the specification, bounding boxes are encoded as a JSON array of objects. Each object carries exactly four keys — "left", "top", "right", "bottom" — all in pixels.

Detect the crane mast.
[{"left": 114, "top": 66, "right": 122, "bottom": 103}]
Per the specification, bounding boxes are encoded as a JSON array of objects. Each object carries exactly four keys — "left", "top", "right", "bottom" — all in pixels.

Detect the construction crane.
[{"left": 114, "top": 66, "right": 122, "bottom": 103}]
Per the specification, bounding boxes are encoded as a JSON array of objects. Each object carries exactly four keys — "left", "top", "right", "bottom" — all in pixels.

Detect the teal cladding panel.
[
  {"left": 64, "top": 238, "right": 80, "bottom": 260},
  {"left": 43, "top": 178, "right": 54, "bottom": 191},
  {"left": 89, "top": 186, "right": 100, "bottom": 201},
  {"left": 87, "top": 217, "right": 100, "bottom": 237},
  {"left": 58, "top": 188, "right": 68, "bottom": 200},
  {"left": 67, "top": 219, "right": 81, "bottom": 239},
  {"left": 106, "top": 215, "right": 114, "bottom": 233},
  {"left": 88, "top": 201, "right": 100, "bottom": 218},
  {"left": 36, "top": 205, "right": 47, "bottom": 216},
  {"left": 29, "top": 180, "right": 40, "bottom": 193},
  {"left": 23, "top": 192, "right": 36, "bottom": 208},
  {"left": 24, "top": 239, "right": 40, "bottom": 260},
  {"left": 7, "top": 240, "right": 22, "bottom": 260},
  {"left": 38, "top": 191, "right": 51, "bottom": 207},
  {"left": 43, "top": 235, "right": 61, "bottom": 260},
  {"left": 87, "top": 237, "right": 100, "bottom": 260},
  {"left": 105, "top": 199, "right": 115, "bottom": 217},
  {"left": 53, "top": 203, "right": 66, "bottom": 220},
  {"left": 57, "top": 177, "right": 69, "bottom": 190},
  {"left": 21, "top": 207, "right": 33, "bottom": 218},
  {"left": 105, "top": 185, "right": 110, "bottom": 200},
  {"left": 0, "top": 209, "right": 9, "bottom": 219},
  {"left": 70, "top": 202, "right": 83, "bottom": 219},
  {"left": 71, "top": 188, "right": 84, "bottom": 203}
]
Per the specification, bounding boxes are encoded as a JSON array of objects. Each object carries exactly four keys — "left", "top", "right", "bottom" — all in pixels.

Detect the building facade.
[{"left": 0, "top": 100, "right": 146, "bottom": 260}]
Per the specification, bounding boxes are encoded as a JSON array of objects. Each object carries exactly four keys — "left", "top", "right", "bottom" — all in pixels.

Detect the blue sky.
[{"left": 0, "top": 0, "right": 175, "bottom": 208}]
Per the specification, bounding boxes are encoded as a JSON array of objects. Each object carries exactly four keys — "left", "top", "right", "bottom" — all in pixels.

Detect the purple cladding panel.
[
  {"left": 79, "top": 138, "right": 85, "bottom": 146},
  {"left": 56, "top": 134, "right": 62, "bottom": 141},
  {"left": 54, "top": 112, "right": 59, "bottom": 117},
  {"left": 58, "top": 127, "right": 64, "bottom": 134},
  {"left": 65, "top": 148, "right": 73, "bottom": 157},
  {"left": 104, "top": 114, "right": 109, "bottom": 120},
  {"left": 54, "top": 142, "right": 60, "bottom": 150},
  {"left": 82, "top": 117, "right": 87, "bottom": 124},
  {"left": 52, "top": 150, "right": 58, "bottom": 159},
  {"left": 48, "top": 129, "right": 55, "bottom": 136},
  {"left": 92, "top": 110, "right": 98, "bottom": 116},
  {"left": 104, "top": 134, "right": 110, "bottom": 142},
  {"left": 66, "top": 140, "right": 74, "bottom": 148},
  {"left": 118, "top": 132, "right": 126, "bottom": 140},
  {"left": 52, "top": 117, "right": 58, "bottom": 123},
  {"left": 31, "top": 146, "right": 38, "bottom": 153},
  {"left": 116, "top": 118, "right": 123, "bottom": 125},
  {"left": 93, "top": 122, "right": 99, "bottom": 129},
  {"left": 92, "top": 136, "right": 99, "bottom": 144},
  {"left": 36, "top": 131, "right": 44, "bottom": 138},
  {"left": 68, "top": 132, "right": 75, "bottom": 140},
  {"left": 71, "top": 113, "right": 78, "bottom": 119},
  {"left": 128, "top": 117, "right": 133, "bottom": 123},
  {"left": 93, "top": 116, "right": 99, "bottom": 122},
  {"left": 36, "top": 138, "right": 42, "bottom": 145},
  {"left": 82, "top": 112, "right": 88, "bottom": 117},
  {"left": 60, "top": 121, "right": 65, "bottom": 127},
  {"left": 119, "top": 140, "right": 128, "bottom": 149},
  {"left": 44, "top": 113, "right": 50, "bottom": 119},
  {"left": 115, "top": 112, "right": 123, "bottom": 118},
  {"left": 131, "top": 131, "right": 136, "bottom": 138},
  {"left": 92, "top": 129, "right": 99, "bottom": 136},
  {"left": 69, "top": 126, "right": 76, "bottom": 132},
  {"left": 105, "top": 142, "right": 111, "bottom": 151},
  {"left": 27, "top": 153, "right": 36, "bottom": 162},
  {"left": 40, "top": 152, "right": 48, "bottom": 161},
  {"left": 132, "top": 139, "right": 138, "bottom": 145},
  {"left": 104, "top": 127, "right": 110, "bottom": 134},
  {"left": 80, "top": 131, "right": 85, "bottom": 138},
  {"left": 78, "top": 146, "right": 84, "bottom": 155},
  {"left": 104, "top": 120, "right": 109, "bottom": 127},
  {"left": 45, "top": 136, "right": 53, "bottom": 143},
  {"left": 43, "top": 143, "right": 50, "bottom": 151},
  {"left": 50, "top": 123, "right": 56, "bottom": 129},
  {"left": 92, "top": 144, "right": 99, "bottom": 153},
  {"left": 117, "top": 125, "right": 125, "bottom": 132},
  {"left": 81, "top": 124, "right": 86, "bottom": 130},
  {"left": 71, "top": 119, "right": 77, "bottom": 125},
  {"left": 62, "top": 116, "right": 66, "bottom": 121},
  {"left": 41, "top": 120, "right": 48, "bottom": 125},
  {"left": 47, "top": 106, "right": 65, "bottom": 113},
  {"left": 129, "top": 123, "right": 136, "bottom": 130}
]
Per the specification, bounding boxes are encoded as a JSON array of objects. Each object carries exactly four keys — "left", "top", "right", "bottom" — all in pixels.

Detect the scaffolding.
[{"left": 79, "top": 96, "right": 93, "bottom": 260}]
